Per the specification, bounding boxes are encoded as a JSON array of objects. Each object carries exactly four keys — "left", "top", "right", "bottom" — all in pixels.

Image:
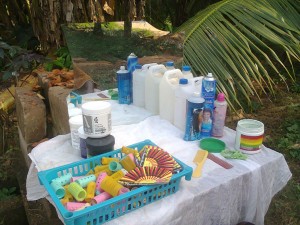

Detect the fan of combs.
[{"left": 119, "top": 166, "right": 172, "bottom": 186}]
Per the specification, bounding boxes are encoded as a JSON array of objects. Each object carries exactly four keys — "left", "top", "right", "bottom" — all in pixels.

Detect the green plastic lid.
[{"left": 200, "top": 138, "right": 226, "bottom": 153}]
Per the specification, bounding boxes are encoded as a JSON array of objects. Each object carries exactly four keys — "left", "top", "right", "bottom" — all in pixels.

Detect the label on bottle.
[
  {"left": 184, "top": 100, "right": 204, "bottom": 141},
  {"left": 202, "top": 78, "right": 216, "bottom": 99},
  {"left": 117, "top": 72, "right": 132, "bottom": 104},
  {"left": 212, "top": 103, "right": 227, "bottom": 137}
]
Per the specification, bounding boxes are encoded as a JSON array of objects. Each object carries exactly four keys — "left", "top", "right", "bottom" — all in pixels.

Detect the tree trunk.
[
  {"left": 0, "top": 0, "right": 13, "bottom": 28},
  {"left": 124, "top": 0, "right": 135, "bottom": 37}
]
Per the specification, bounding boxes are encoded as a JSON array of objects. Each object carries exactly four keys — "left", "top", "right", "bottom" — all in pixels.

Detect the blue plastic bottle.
[
  {"left": 201, "top": 72, "right": 216, "bottom": 137},
  {"left": 127, "top": 53, "right": 138, "bottom": 74},
  {"left": 117, "top": 66, "right": 131, "bottom": 104}
]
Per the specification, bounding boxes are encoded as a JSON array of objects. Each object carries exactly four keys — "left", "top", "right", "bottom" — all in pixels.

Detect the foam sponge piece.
[
  {"left": 100, "top": 176, "right": 124, "bottom": 197},
  {"left": 101, "top": 157, "right": 119, "bottom": 165},
  {"left": 95, "top": 172, "right": 107, "bottom": 192},
  {"left": 85, "top": 181, "right": 96, "bottom": 203},
  {"left": 109, "top": 161, "right": 123, "bottom": 172},
  {"left": 51, "top": 173, "right": 72, "bottom": 186},
  {"left": 68, "top": 182, "right": 87, "bottom": 201},
  {"left": 50, "top": 181, "right": 65, "bottom": 199},
  {"left": 66, "top": 202, "right": 89, "bottom": 211},
  {"left": 75, "top": 175, "right": 96, "bottom": 188},
  {"left": 91, "top": 192, "right": 112, "bottom": 205}
]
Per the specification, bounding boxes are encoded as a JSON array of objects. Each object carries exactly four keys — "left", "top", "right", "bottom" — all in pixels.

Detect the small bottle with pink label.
[{"left": 212, "top": 93, "right": 227, "bottom": 137}]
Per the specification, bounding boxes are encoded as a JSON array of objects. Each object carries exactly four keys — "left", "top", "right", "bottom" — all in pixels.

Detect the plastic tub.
[
  {"left": 38, "top": 140, "right": 193, "bottom": 225},
  {"left": 69, "top": 115, "right": 83, "bottom": 151},
  {"left": 86, "top": 135, "right": 115, "bottom": 158},
  {"left": 235, "top": 119, "right": 264, "bottom": 154},
  {"left": 81, "top": 101, "right": 112, "bottom": 138}
]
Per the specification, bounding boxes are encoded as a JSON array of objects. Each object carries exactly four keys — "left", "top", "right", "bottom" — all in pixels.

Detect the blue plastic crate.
[{"left": 38, "top": 139, "right": 193, "bottom": 225}]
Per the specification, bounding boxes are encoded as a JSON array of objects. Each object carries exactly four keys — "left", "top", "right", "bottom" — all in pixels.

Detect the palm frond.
[{"left": 176, "top": 0, "right": 300, "bottom": 111}]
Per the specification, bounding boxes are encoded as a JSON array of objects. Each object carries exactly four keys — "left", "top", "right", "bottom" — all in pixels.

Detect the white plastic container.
[
  {"left": 142, "top": 63, "right": 157, "bottom": 70},
  {"left": 132, "top": 64, "right": 145, "bottom": 107},
  {"left": 81, "top": 101, "right": 112, "bottom": 138},
  {"left": 145, "top": 64, "right": 167, "bottom": 114},
  {"left": 165, "top": 61, "right": 175, "bottom": 70},
  {"left": 78, "top": 126, "right": 87, "bottom": 158},
  {"left": 174, "top": 78, "right": 195, "bottom": 131},
  {"left": 69, "top": 115, "right": 83, "bottom": 151},
  {"left": 212, "top": 93, "right": 228, "bottom": 137},
  {"left": 235, "top": 119, "right": 264, "bottom": 154},
  {"left": 182, "top": 66, "right": 194, "bottom": 79},
  {"left": 159, "top": 69, "right": 183, "bottom": 123}
]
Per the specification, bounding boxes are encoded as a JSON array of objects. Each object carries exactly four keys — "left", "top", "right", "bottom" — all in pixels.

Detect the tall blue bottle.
[
  {"left": 201, "top": 72, "right": 216, "bottom": 137},
  {"left": 127, "top": 53, "right": 138, "bottom": 103},
  {"left": 117, "top": 66, "right": 131, "bottom": 104}
]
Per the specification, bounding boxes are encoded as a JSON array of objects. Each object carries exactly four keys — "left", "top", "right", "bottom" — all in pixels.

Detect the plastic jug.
[
  {"left": 142, "top": 63, "right": 157, "bottom": 70},
  {"left": 132, "top": 64, "right": 146, "bottom": 107},
  {"left": 165, "top": 61, "right": 175, "bottom": 70},
  {"left": 174, "top": 78, "right": 195, "bottom": 131},
  {"left": 182, "top": 66, "right": 194, "bottom": 79},
  {"left": 159, "top": 69, "right": 183, "bottom": 123},
  {"left": 145, "top": 64, "right": 167, "bottom": 114}
]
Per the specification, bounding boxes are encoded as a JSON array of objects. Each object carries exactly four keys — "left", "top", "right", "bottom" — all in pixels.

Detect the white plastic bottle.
[
  {"left": 165, "top": 61, "right": 175, "bottom": 70},
  {"left": 212, "top": 93, "right": 227, "bottom": 137},
  {"left": 174, "top": 78, "right": 195, "bottom": 131},
  {"left": 182, "top": 65, "right": 194, "bottom": 79},
  {"left": 132, "top": 64, "right": 145, "bottom": 107},
  {"left": 145, "top": 64, "right": 167, "bottom": 114},
  {"left": 159, "top": 69, "right": 183, "bottom": 123}
]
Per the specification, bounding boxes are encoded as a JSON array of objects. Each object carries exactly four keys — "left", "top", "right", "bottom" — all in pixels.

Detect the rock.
[
  {"left": 15, "top": 87, "right": 46, "bottom": 143},
  {"left": 48, "top": 86, "right": 72, "bottom": 135}
]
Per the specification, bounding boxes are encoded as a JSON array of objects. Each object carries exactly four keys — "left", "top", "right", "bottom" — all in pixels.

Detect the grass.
[
  {"left": 62, "top": 22, "right": 171, "bottom": 62},
  {"left": 263, "top": 100, "right": 300, "bottom": 225}
]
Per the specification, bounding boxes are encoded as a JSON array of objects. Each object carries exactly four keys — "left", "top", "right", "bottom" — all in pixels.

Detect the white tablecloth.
[{"left": 27, "top": 114, "right": 291, "bottom": 225}]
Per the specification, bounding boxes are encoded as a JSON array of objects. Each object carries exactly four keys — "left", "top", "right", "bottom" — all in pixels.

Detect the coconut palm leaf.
[{"left": 176, "top": 0, "right": 300, "bottom": 111}]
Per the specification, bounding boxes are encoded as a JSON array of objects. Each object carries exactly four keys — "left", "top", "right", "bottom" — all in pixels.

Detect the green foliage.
[
  {"left": 176, "top": 0, "right": 300, "bottom": 112},
  {"left": 278, "top": 119, "right": 300, "bottom": 160},
  {"left": 0, "top": 40, "right": 44, "bottom": 83},
  {"left": 0, "top": 187, "right": 16, "bottom": 200},
  {"left": 44, "top": 46, "right": 72, "bottom": 71}
]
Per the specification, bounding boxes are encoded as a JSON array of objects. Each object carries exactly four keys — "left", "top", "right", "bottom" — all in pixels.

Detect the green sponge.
[{"left": 220, "top": 150, "right": 248, "bottom": 160}]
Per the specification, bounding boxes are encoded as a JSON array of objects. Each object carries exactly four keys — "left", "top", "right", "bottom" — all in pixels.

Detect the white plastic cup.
[
  {"left": 81, "top": 101, "right": 112, "bottom": 138},
  {"left": 69, "top": 115, "right": 83, "bottom": 151},
  {"left": 235, "top": 119, "right": 264, "bottom": 154}
]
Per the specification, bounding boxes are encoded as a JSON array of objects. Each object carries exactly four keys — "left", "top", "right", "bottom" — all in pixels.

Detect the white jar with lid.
[
  {"left": 235, "top": 119, "right": 264, "bottom": 154},
  {"left": 81, "top": 101, "right": 112, "bottom": 138},
  {"left": 69, "top": 115, "right": 83, "bottom": 151}
]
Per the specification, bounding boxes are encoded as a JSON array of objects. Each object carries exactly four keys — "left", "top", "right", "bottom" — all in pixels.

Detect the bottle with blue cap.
[
  {"left": 165, "top": 61, "right": 175, "bottom": 70},
  {"left": 201, "top": 72, "right": 216, "bottom": 137},
  {"left": 174, "top": 78, "right": 195, "bottom": 131},
  {"left": 132, "top": 64, "right": 146, "bottom": 107},
  {"left": 182, "top": 65, "right": 194, "bottom": 79},
  {"left": 117, "top": 66, "right": 131, "bottom": 104}
]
